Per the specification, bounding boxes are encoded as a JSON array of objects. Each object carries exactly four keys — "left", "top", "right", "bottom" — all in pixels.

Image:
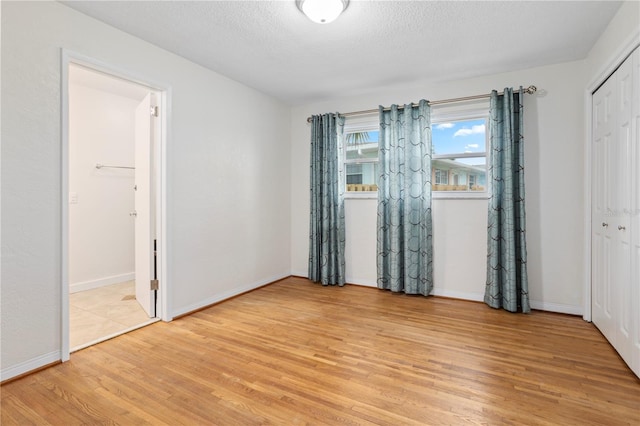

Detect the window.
[
  {"left": 342, "top": 107, "right": 488, "bottom": 198},
  {"left": 346, "top": 164, "right": 363, "bottom": 184},
  {"left": 435, "top": 169, "right": 449, "bottom": 185},
  {"left": 431, "top": 116, "right": 488, "bottom": 194},
  {"left": 344, "top": 125, "right": 379, "bottom": 194}
]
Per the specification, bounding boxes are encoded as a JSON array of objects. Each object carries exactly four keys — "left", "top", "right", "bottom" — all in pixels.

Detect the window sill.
[
  {"left": 344, "top": 192, "right": 378, "bottom": 200},
  {"left": 344, "top": 192, "right": 489, "bottom": 200},
  {"left": 433, "top": 191, "right": 488, "bottom": 200}
]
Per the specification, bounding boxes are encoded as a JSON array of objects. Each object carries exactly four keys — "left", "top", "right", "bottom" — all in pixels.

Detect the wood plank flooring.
[{"left": 2, "top": 277, "right": 639, "bottom": 425}]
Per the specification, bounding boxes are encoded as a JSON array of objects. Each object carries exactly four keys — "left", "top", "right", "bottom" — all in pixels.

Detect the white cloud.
[
  {"left": 435, "top": 122, "right": 454, "bottom": 130},
  {"left": 465, "top": 143, "right": 479, "bottom": 149},
  {"left": 454, "top": 124, "right": 485, "bottom": 137}
]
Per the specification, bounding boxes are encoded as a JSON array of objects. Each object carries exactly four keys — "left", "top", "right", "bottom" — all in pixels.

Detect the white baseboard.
[
  {"left": 1, "top": 351, "right": 60, "bottom": 382},
  {"left": 291, "top": 272, "right": 378, "bottom": 288},
  {"left": 530, "top": 300, "right": 583, "bottom": 316},
  {"left": 343, "top": 278, "right": 583, "bottom": 316},
  {"left": 70, "top": 272, "right": 135, "bottom": 293},
  {"left": 346, "top": 278, "right": 377, "bottom": 287},
  {"left": 171, "top": 272, "right": 291, "bottom": 318},
  {"left": 431, "top": 288, "right": 485, "bottom": 302},
  {"left": 242, "top": 272, "right": 584, "bottom": 316},
  {"left": 430, "top": 289, "right": 582, "bottom": 315},
  {"left": 291, "top": 269, "right": 307, "bottom": 278},
  {"left": 431, "top": 289, "right": 582, "bottom": 315}
]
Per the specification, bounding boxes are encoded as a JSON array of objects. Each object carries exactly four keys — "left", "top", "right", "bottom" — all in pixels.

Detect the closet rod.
[
  {"left": 305, "top": 85, "right": 537, "bottom": 123},
  {"left": 95, "top": 163, "right": 135, "bottom": 170}
]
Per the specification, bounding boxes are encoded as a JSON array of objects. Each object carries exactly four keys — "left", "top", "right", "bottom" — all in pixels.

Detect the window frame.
[
  {"left": 434, "top": 169, "right": 449, "bottom": 185},
  {"left": 431, "top": 104, "right": 490, "bottom": 200},
  {"left": 343, "top": 113, "right": 379, "bottom": 199},
  {"left": 341, "top": 103, "right": 490, "bottom": 200}
]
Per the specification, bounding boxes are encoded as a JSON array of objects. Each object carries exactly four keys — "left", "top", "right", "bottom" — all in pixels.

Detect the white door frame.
[
  {"left": 61, "top": 49, "right": 172, "bottom": 361},
  {"left": 583, "top": 33, "right": 640, "bottom": 322}
]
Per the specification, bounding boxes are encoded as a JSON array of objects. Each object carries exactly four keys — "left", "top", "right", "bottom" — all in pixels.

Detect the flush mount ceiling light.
[{"left": 296, "top": 0, "right": 349, "bottom": 24}]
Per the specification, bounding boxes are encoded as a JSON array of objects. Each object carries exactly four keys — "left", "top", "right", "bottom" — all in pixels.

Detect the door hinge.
[
  {"left": 151, "top": 239, "right": 159, "bottom": 291},
  {"left": 150, "top": 106, "right": 159, "bottom": 117}
]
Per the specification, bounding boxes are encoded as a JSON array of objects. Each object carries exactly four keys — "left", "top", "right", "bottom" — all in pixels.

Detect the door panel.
[
  {"left": 592, "top": 76, "right": 615, "bottom": 340},
  {"left": 613, "top": 55, "right": 633, "bottom": 364},
  {"left": 592, "top": 48, "right": 639, "bottom": 378},
  {"left": 134, "top": 93, "right": 155, "bottom": 317},
  {"left": 630, "top": 48, "right": 640, "bottom": 375}
]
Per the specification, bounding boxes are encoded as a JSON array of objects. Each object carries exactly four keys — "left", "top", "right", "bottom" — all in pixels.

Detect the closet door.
[
  {"left": 592, "top": 47, "right": 639, "bottom": 378},
  {"left": 592, "top": 72, "right": 616, "bottom": 342},
  {"left": 612, "top": 52, "right": 633, "bottom": 366},
  {"left": 630, "top": 48, "right": 640, "bottom": 376}
]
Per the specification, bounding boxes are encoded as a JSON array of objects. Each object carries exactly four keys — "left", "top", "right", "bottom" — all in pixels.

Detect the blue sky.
[
  {"left": 432, "top": 119, "right": 486, "bottom": 156},
  {"left": 350, "top": 118, "right": 486, "bottom": 158}
]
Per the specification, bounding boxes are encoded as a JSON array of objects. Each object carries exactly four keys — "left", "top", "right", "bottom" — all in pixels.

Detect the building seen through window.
[
  {"left": 431, "top": 118, "right": 487, "bottom": 192},
  {"left": 345, "top": 130, "right": 379, "bottom": 192}
]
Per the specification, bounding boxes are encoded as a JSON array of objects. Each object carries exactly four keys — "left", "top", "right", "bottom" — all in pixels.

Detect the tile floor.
[{"left": 70, "top": 281, "right": 156, "bottom": 351}]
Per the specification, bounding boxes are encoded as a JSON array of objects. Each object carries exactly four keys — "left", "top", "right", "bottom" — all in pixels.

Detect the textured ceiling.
[{"left": 61, "top": 1, "right": 622, "bottom": 105}]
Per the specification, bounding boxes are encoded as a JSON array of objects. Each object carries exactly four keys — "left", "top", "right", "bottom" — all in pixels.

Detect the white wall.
[
  {"left": 1, "top": 1, "right": 291, "bottom": 379},
  {"left": 68, "top": 83, "right": 137, "bottom": 292},
  {"left": 291, "top": 60, "right": 589, "bottom": 314},
  {"left": 585, "top": 1, "right": 640, "bottom": 83}
]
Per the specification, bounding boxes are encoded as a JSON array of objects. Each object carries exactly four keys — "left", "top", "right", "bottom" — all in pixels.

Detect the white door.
[
  {"left": 134, "top": 93, "right": 156, "bottom": 317},
  {"left": 592, "top": 47, "right": 640, "bottom": 378},
  {"left": 631, "top": 48, "right": 640, "bottom": 376},
  {"left": 592, "top": 72, "right": 616, "bottom": 341},
  {"left": 612, "top": 52, "right": 633, "bottom": 367}
]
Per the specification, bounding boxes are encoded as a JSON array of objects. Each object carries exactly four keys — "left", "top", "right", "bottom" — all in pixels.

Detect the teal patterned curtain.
[
  {"left": 377, "top": 100, "right": 433, "bottom": 295},
  {"left": 309, "top": 113, "right": 346, "bottom": 286},
  {"left": 485, "top": 88, "right": 530, "bottom": 313}
]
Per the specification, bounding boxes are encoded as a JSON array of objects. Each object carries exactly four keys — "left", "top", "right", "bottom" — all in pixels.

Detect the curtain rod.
[{"left": 305, "top": 85, "right": 537, "bottom": 123}]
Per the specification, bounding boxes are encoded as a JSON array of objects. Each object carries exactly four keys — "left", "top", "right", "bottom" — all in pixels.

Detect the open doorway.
[{"left": 66, "top": 63, "right": 162, "bottom": 351}]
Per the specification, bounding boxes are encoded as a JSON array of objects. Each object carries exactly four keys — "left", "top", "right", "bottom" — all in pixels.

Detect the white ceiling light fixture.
[{"left": 296, "top": 0, "right": 349, "bottom": 24}]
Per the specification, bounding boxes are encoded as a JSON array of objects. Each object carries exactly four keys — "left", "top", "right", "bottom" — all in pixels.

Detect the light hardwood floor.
[{"left": 2, "top": 277, "right": 639, "bottom": 425}]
